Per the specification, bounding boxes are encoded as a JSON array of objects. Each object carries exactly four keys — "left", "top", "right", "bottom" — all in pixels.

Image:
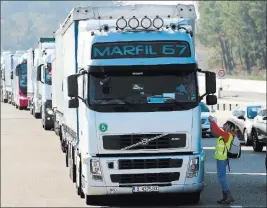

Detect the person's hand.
[{"left": 208, "top": 116, "right": 214, "bottom": 123}]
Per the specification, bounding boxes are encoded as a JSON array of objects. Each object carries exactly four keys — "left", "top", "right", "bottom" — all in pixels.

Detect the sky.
[{"left": 123, "top": 1, "right": 199, "bottom": 17}]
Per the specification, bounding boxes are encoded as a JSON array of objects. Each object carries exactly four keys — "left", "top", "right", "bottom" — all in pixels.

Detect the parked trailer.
[{"left": 53, "top": 4, "right": 217, "bottom": 206}]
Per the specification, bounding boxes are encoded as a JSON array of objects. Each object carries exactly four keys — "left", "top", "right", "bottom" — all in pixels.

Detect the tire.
[
  {"left": 33, "top": 106, "right": 41, "bottom": 119},
  {"left": 65, "top": 145, "right": 69, "bottom": 167},
  {"left": 76, "top": 155, "right": 85, "bottom": 198},
  {"left": 18, "top": 106, "right": 23, "bottom": 110},
  {"left": 244, "top": 129, "right": 252, "bottom": 146},
  {"left": 69, "top": 145, "right": 76, "bottom": 183},
  {"left": 16, "top": 104, "right": 18, "bottom": 109},
  {"left": 252, "top": 132, "right": 263, "bottom": 152},
  {"left": 4, "top": 99, "right": 8, "bottom": 103}
]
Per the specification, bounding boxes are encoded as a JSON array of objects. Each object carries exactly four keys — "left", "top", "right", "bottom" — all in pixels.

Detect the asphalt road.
[{"left": 1, "top": 103, "right": 266, "bottom": 207}]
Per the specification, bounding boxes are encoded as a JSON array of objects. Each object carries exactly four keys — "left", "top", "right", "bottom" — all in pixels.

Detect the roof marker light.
[
  {"left": 153, "top": 16, "right": 164, "bottom": 29},
  {"left": 116, "top": 17, "right": 127, "bottom": 30},
  {"left": 128, "top": 16, "right": 139, "bottom": 29},
  {"left": 141, "top": 16, "right": 152, "bottom": 29}
]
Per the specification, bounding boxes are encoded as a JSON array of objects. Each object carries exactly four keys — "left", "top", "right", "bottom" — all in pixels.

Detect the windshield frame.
[{"left": 86, "top": 64, "right": 199, "bottom": 113}]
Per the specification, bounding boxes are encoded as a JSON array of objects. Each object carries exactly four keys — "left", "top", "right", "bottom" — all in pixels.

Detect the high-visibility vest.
[{"left": 214, "top": 134, "right": 233, "bottom": 160}]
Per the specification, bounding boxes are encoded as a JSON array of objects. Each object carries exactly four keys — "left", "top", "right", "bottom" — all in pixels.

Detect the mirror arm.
[{"left": 199, "top": 92, "right": 207, "bottom": 101}]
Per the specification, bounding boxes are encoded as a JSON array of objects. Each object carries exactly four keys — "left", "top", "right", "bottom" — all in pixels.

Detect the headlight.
[
  {"left": 46, "top": 108, "right": 53, "bottom": 115},
  {"left": 90, "top": 159, "right": 103, "bottom": 180},
  {"left": 186, "top": 157, "right": 199, "bottom": 178}
]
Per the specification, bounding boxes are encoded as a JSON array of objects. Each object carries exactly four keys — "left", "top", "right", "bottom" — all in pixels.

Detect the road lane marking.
[
  {"left": 230, "top": 206, "right": 243, "bottom": 208},
  {"left": 203, "top": 146, "right": 266, "bottom": 151},
  {"left": 206, "top": 172, "right": 266, "bottom": 176}
]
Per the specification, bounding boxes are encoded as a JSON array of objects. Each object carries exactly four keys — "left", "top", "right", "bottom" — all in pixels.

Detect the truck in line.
[
  {"left": 13, "top": 53, "right": 28, "bottom": 110},
  {"left": 53, "top": 4, "right": 217, "bottom": 205},
  {"left": 1, "top": 51, "right": 14, "bottom": 103},
  {"left": 30, "top": 37, "right": 55, "bottom": 128}
]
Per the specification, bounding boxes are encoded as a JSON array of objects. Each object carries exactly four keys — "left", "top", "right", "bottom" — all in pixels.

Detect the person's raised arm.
[{"left": 208, "top": 116, "right": 230, "bottom": 143}]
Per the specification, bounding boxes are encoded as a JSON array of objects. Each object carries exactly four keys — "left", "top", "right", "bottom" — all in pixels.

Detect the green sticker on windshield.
[{"left": 99, "top": 123, "right": 108, "bottom": 132}]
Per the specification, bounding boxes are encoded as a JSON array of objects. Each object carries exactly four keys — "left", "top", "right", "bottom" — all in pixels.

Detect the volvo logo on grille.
[
  {"left": 171, "top": 138, "right": 181, "bottom": 141},
  {"left": 141, "top": 138, "right": 149, "bottom": 145}
]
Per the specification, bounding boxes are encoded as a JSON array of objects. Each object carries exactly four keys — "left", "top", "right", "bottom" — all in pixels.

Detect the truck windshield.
[
  {"left": 88, "top": 65, "right": 198, "bottom": 112},
  {"left": 19, "top": 63, "right": 27, "bottom": 95},
  {"left": 45, "top": 63, "right": 52, "bottom": 85}
]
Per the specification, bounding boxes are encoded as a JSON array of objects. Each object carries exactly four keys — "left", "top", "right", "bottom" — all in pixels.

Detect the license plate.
[{"left": 132, "top": 186, "right": 159, "bottom": 193}]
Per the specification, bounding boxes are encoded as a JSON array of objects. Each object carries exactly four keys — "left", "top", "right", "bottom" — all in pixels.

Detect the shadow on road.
[{"left": 89, "top": 193, "right": 199, "bottom": 207}]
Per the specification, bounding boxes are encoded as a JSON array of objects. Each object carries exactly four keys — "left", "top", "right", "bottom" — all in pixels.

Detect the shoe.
[
  {"left": 217, "top": 191, "right": 227, "bottom": 204},
  {"left": 221, "top": 190, "right": 235, "bottom": 205}
]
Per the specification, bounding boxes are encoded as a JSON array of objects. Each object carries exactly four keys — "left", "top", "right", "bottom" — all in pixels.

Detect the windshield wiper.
[
  {"left": 148, "top": 95, "right": 186, "bottom": 110},
  {"left": 93, "top": 98, "right": 135, "bottom": 106}
]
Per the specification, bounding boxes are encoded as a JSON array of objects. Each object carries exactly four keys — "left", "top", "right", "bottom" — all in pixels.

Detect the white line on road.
[
  {"left": 206, "top": 172, "right": 266, "bottom": 176},
  {"left": 230, "top": 206, "right": 243, "bottom": 208}
]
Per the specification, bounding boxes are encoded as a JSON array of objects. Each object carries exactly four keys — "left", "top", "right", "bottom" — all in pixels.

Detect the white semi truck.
[
  {"left": 53, "top": 4, "right": 217, "bottom": 206},
  {"left": 31, "top": 38, "right": 55, "bottom": 125}
]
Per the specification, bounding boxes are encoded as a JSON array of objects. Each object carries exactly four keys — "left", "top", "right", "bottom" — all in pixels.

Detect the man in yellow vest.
[{"left": 208, "top": 116, "right": 235, "bottom": 205}]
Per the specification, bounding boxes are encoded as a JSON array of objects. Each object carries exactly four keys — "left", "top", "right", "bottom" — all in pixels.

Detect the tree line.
[{"left": 197, "top": 1, "right": 266, "bottom": 76}]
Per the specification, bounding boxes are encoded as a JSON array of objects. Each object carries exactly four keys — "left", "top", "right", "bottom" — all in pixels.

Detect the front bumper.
[
  {"left": 19, "top": 98, "right": 28, "bottom": 107},
  {"left": 82, "top": 152, "right": 205, "bottom": 196},
  {"left": 86, "top": 183, "right": 204, "bottom": 195},
  {"left": 44, "top": 113, "right": 54, "bottom": 127}
]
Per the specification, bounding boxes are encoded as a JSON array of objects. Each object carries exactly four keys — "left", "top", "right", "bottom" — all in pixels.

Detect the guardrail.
[{"left": 210, "top": 103, "right": 239, "bottom": 111}]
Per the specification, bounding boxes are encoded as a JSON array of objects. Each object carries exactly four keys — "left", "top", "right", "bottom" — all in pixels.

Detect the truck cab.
[
  {"left": 37, "top": 49, "right": 54, "bottom": 130},
  {"left": 14, "top": 54, "right": 28, "bottom": 110},
  {"left": 55, "top": 4, "right": 217, "bottom": 206}
]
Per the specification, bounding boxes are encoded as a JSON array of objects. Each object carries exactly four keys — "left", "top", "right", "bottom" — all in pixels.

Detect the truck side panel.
[{"left": 62, "top": 22, "right": 78, "bottom": 135}]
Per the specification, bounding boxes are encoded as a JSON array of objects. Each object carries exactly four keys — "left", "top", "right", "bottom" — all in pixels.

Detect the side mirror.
[
  {"left": 237, "top": 115, "right": 245, "bottom": 120},
  {"left": 37, "top": 65, "right": 42, "bottom": 81},
  {"left": 205, "top": 72, "right": 216, "bottom": 94},
  {"left": 263, "top": 116, "right": 267, "bottom": 120},
  {"left": 68, "top": 98, "right": 79, "bottom": 108},
  {"left": 206, "top": 94, "right": 217, "bottom": 106},
  {"left": 67, "top": 74, "right": 78, "bottom": 97},
  {"left": 10, "top": 72, "right": 13, "bottom": 79}
]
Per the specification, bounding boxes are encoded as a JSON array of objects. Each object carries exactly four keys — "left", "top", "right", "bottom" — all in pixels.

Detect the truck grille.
[
  {"left": 103, "top": 134, "right": 186, "bottom": 150},
  {"left": 110, "top": 172, "right": 180, "bottom": 184},
  {"left": 118, "top": 158, "right": 183, "bottom": 169}
]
